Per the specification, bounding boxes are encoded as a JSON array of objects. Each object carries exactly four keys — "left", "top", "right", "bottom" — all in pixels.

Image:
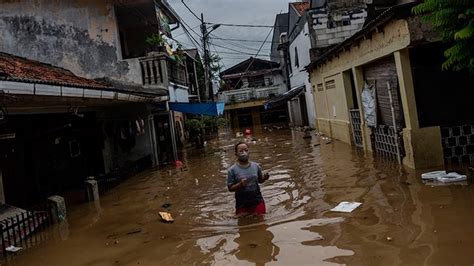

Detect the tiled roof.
[
  {"left": 291, "top": 1, "right": 310, "bottom": 16},
  {"left": 0, "top": 52, "right": 111, "bottom": 89}
]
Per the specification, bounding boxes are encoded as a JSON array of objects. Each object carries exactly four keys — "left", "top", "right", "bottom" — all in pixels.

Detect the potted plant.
[
  {"left": 145, "top": 33, "right": 166, "bottom": 54},
  {"left": 173, "top": 43, "right": 186, "bottom": 64}
]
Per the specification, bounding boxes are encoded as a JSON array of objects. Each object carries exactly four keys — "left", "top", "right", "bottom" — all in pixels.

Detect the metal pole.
[
  {"left": 201, "top": 13, "right": 211, "bottom": 101},
  {"left": 387, "top": 81, "right": 401, "bottom": 164},
  {"left": 166, "top": 102, "right": 179, "bottom": 162}
]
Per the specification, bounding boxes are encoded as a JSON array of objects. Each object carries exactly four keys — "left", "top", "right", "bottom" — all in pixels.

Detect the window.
[
  {"left": 317, "top": 83, "right": 324, "bottom": 92},
  {"left": 294, "top": 47, "right": 300, "bottom": 68},
  {"left": 115, "top": 2, "right": 162, "bottom": 59},
  {"left": 325, "top": 80, "right": 336, "bottom": 90},
  {"left": 248, "top": 75, "right": 266, "bottom": 88}
]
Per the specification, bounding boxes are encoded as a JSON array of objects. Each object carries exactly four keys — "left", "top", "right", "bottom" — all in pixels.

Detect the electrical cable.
[{"left": 229, "top": 27, "right": 274, "bottom": 91}]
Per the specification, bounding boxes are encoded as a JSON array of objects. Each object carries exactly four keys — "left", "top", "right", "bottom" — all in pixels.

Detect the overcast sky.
[{"left": 168, "top": 0, "right": 291, "bottom": 70}]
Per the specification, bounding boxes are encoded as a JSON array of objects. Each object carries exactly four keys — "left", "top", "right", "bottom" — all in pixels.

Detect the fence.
[
  {"left": 0, "top": 202, "right": 54, "bottom": 258},
  {"left": 441, "top": 124, "right": 474, "bottom": 165},
  {"left": 372, "top": 125, "right": 404, "bottom": 162},
  {"left": 349, "top": 109, "right": 363, "bottom": 148}
]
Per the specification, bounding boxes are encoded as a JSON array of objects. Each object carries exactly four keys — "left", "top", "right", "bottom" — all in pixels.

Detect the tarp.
[
  {"left": 361, "top": 82, "right": 377, "bottom": 127},
  {"left": 169, "top": 102, "right": 225, "bottom": 116},
  {"left": 264, "top": 85, "right": 305, "bottom": 110}
]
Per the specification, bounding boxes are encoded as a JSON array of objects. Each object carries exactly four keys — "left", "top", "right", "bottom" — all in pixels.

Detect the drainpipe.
[{"left": 166, "top": 101, "right": 179, "bottom": 162}]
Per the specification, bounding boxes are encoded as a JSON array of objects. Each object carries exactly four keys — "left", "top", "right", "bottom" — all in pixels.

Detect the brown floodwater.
[{"left": 5, "top": 129, "right": 474, "bottom": 266}]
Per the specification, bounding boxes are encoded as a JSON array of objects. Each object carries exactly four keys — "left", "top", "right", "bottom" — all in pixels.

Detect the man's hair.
[{"left": 234, "top": 141, "right": 248, "bottom": 153}]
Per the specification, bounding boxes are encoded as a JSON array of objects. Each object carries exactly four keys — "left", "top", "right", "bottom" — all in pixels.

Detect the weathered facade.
[
  {"left": 307, "top": 0, "right": 368, "bottom": 62},
  {"left": 0, "top": 0, "right": 200, "bottom": 207},
  {"left": 0, "top": 0, "right": 173, "bottom": 85},
  {"left": 287, "top": 1, "right": 317, "bottom": 128},
  {"left": 306, "top": 3, "right": 474, "bottom": 168}
]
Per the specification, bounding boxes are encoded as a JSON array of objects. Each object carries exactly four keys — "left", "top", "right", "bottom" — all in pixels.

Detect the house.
[
  {"left": 0, "top": 0, "right": 200, "bottom": 207},
  {"left": 218, "top": 58, "right": 288, "bottom": 132},
  {"left": 286, "top": 1, "right": 317, "bottom": 128},
  {"left": 305, "top": 2, "right": 474, "bottom": 168}
]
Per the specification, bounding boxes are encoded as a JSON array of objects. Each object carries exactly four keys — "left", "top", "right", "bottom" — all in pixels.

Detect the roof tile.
[
  {"left": 0, "top": 52, "right": 111, "bottom": 89},
  {"left": 291, "top": 1, "right": 310, "bottom": 16}
]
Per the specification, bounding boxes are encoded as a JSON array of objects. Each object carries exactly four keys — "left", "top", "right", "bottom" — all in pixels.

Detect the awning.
[
  {"left": 169, "top": 102, "right": 225, "bottom": 116},
  {"left": 264, "top": 85, "right": 305, "bottom": 110}
]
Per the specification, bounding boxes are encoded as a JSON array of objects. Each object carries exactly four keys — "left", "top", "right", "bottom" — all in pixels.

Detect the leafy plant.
[
  {"left": 145, "top": 33, "right": 165, "bottom": 47},
  {"left": 185, "top": 118, "right": 204, "bottom": 132},
  {"left": 413, "top": 0, "right": 474, "bottom": 73},
  {"left": 185, "top": 116, "right": 227, "bottom": 132}
]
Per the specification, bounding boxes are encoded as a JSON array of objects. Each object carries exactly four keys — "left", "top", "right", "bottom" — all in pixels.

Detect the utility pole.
[
  {"left": 200, "top": 14, "right": 221, "bottom": 102},
  {"left": 200, "top": 13, "right": 211, "bottom": 102}
]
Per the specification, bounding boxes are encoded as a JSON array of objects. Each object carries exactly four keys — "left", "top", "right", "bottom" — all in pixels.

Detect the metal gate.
[
  {"left": 372, "top": 125, "right": 404, "bottom": 162},
  {"left": 349, "top": 109, "right": 363, "bottom": 147}
]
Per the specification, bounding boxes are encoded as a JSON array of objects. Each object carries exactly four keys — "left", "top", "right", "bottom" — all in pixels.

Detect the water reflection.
[
  {"left": 234, "top": 217, "right": 279, "bottom": 265},
  {"left": 7, "top": 129, "right": 474, "bottom": 266}
]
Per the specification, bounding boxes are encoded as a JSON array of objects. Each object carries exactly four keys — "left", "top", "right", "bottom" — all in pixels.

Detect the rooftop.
[
  {"left": 291, "top": 1, "right": 310, "bottom": 16},
  {"left": 0, "top": 52, "right": 111, "bottom": 89}
]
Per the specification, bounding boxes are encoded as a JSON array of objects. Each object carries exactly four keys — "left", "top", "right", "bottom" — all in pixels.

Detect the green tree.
[
  {"left": 195, "top": 53, "right": 223, "bottom": 100},
  {"left": 413, "top": 0, "right": 474, "bottom": 73}
]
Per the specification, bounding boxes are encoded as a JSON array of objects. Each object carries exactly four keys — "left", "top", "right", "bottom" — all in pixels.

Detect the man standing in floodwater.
[{"left": 227, "top": 141, "right": 270, "bottom": 215}]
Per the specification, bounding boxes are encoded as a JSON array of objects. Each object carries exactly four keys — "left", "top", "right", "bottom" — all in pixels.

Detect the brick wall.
[{"left": 307, "top": 6, "right": 367, "bottom": 48}]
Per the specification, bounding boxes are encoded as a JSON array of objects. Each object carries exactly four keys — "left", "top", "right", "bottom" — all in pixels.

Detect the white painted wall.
[
  {"left": 169, "top": 84, "right": 190, "bottom": 103},
  {"left": 289, "top": 21, "right": 317, "bottom": 128}
]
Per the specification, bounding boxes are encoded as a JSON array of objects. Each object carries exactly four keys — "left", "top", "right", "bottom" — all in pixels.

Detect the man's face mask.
[{"left": 237, "top": 150, "right": 249, "bottom": 162}]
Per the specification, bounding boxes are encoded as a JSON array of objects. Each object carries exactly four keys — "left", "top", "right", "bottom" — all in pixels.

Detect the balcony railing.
[
  {"left": 139, "top": 53, "right": 188, "bottom": 88},
  {"left": 218, "top": 85, "right": 286, "bottom": 104},
  {"left": 166, "top": 57, "right": 188, "bottom": 86}
]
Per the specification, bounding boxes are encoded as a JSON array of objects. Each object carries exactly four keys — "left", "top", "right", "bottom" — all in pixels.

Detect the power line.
[
  {"left": 178, "top": 18, "right": 203, "bottom": 53},
  {"left": 230, "top": 27, "right": 274, "bottom": 91},
  {"left": 211, "top": 36, "right": 278, "bottom": 44},
  {"left": 211, "top": 43, "right": 263, "bottom": 55},
  {"left": 210, "top": 34, "right": 271, "bottom": 53},
  {"left": 209, "top": 39, "right": 226, "bottom": 70},
  {"left": 173, "top": 25, "right": 200, "bottom": 38},
  {"left": 205, "top": 22, "right": 283, "bottom": 28},
  {"left": 180, "top": 0, "right": 201, "bottom": 22},
  {"left": 220, "top": 55, "right": 269, "bottom": 60}
]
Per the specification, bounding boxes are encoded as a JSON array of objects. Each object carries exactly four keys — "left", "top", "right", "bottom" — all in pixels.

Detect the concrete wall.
[
  {"left": 308, "top": 18, "right": 444, "bottom": 168},
  {"left": 169, "top": 84, "right": 190, "bottom": 103},
  {"left": 0, "top": 0, "right": 141, "bottom": 84},
  {"left": 289, "top": 21, "right": 317, "bottom": 128},
  {"left": 310, "top": 19, "right": 410, "bottom": 141},
  {"left": 308, "top": 5, "right": 367, "bottom": 48}
]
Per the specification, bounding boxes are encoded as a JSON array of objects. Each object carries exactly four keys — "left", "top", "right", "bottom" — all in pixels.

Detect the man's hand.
[
  {"left": 263, "top": 172, "right": 270, "bottom": 181},
  {"left": 229, "top": 178, "right": 248, "bottom": 192},
  {"left": 240, "top": 178, "right": 249, "bottom": 187}
]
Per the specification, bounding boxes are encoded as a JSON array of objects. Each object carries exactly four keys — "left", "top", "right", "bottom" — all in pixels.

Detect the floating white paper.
[
  {"left": 330, "top": 201, "right": 362, "bottom": 213},
  {"left": 5, "top": 245, "right": 22, "bottom": 252}
]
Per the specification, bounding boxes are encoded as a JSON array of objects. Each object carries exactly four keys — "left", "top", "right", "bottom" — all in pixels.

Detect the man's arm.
[
  {"left": 257, "top": 165, "right": 270, "bottom": 183},
  {"left": 227, "top": 168, "right": 248, "bottom": 192},
  {"left": 228, "top": 179, "right": 248, "bottom": 192}
]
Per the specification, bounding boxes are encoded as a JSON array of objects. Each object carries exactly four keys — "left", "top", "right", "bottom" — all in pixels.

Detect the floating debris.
[
  {"left": 126, "top": 229, "right": 142, "bottom": 235},
  {"left": 5, "top": 245, "right": 22, "bottom": 253},
  {"left": 330, "top": 202, "right": 362, "bottom": 213},
  {"left": 159, "top": 212, "right": 174, "bottom": 223}
]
